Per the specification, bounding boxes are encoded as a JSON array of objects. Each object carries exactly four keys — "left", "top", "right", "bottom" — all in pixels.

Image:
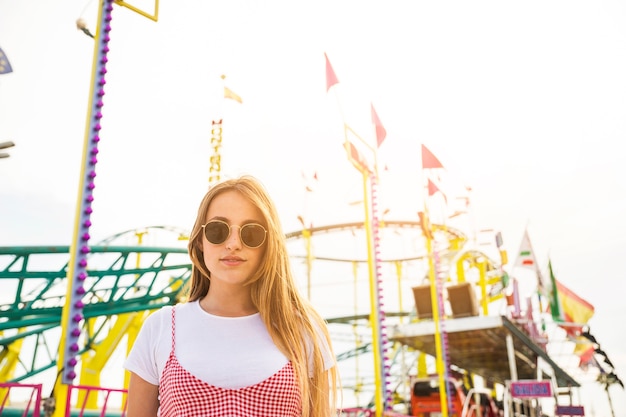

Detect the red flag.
[
  {"left": 427, "top": 179, "right": 439, "bottom": 196},
  {"left": 371, "top": 103, "right": 386, "bottom": 147},
  {"left": 325, "top": 53, "right": 339, "bottom": 92},
  {"left": 344, "top": 140, "right": 369, "bottom": 172},
  {"left": 427, "top": 178, "right": 447, "bottom": 203},
  {"left": 421, "top": 144, "right": 444, "bottom": 169}
]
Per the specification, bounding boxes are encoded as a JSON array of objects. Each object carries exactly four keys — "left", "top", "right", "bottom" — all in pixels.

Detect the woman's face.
[{"left": 201, "top": 190, "right": 266, "bottom": 287}]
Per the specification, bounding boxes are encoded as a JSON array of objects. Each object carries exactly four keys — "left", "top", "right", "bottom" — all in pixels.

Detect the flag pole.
[
  {"left": 326, "top": 53, "right": 392, "bottom": 415},
  {"left": 420, "top": 144, "right": 450, "bottom": 417},
  {"left": 341, "top": 124, "right": 389, "bottom": 416},
  {"left": 420, "top": 204, "right": 450, "bottom": 417}
]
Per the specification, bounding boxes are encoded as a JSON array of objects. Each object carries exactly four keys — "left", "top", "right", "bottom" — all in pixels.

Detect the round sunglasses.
[{"left": 201, "top": 220, "right": 267, "bottom": 248}]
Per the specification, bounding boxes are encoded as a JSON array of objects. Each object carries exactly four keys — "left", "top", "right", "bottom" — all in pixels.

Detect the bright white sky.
[{"left": 1, "top": 0, "right": 625, "bottom": 415}]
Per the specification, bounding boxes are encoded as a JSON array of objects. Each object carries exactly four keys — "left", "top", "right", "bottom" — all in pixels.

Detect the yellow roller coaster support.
[
  {"left": 78, "top": 312, "right": 150, "bottom": 409},
  {"left": 0, "top": 331, "right": 25, "bottom": 401},
  {"left": 0, "top": 332, "right": 24, "bottom": 381},
  {"left": 455, "top": 251, "right": 505, "bottom": 316},
  {"left": 417, "top": 352, "right": 428, "bottom": 377},
  {"left": 352, "top": 260, "right": 363, "bottom": 404},
  {"left": 477, "top": 261, "right": 489, "bottom": 316},
  {"left": 425, "top": 229, "right": 449, "bottom": 417},
  {"left": 361, "top": 170, "right": 384, "bottom": 417}
]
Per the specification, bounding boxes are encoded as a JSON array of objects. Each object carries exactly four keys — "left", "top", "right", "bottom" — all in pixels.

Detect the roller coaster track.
[
  {"left": 0, "top": 220, "right": 506, "bottom": 409},
  {"left": 0, "top": 242, "right": 191, "bottom": 383}
]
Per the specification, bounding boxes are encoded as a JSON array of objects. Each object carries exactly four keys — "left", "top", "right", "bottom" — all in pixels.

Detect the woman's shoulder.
[
  {"left": 147, "top": 304, "right": 172, "bottom": 318},
  {"left": 139, "top": 305, "right": 171, "bottom": 331},
  {"left": 148, "top": 301, "right": 202, "bottom": 322},
  {"left": 143, "top": 302, "right": 193, "bottom": 324},
  {"left": 138, "top": 302, "right": 198, "bottom": 336}
]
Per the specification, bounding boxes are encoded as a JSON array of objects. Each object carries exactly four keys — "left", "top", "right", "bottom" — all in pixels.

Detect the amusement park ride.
[{"left": 0, "top": 1, "right": 622, "bottom": 417}]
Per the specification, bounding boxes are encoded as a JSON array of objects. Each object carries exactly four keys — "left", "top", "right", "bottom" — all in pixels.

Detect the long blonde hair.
[{"left": 187, "top": 175, "right": 338, "bottom": 416}]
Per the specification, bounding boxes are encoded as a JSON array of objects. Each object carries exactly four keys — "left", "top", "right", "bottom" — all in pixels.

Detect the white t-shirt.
[{"left": 123, "top": 301, "right": 334, "bottom": 389}]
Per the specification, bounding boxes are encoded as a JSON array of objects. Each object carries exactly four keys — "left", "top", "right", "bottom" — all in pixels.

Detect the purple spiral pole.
[
  {"left": 369, "top": 172, "right": 393, "bottom": 410},
  {"left": 61, "top": 0, "right": 114, "bottom": 385},
  {"left": 433, "top": 247, "right": 452, "bottom": 412}
]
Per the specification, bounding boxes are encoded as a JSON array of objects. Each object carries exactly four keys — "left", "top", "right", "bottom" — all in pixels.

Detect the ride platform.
[{"left": 389, "top": 314, "right": 579, "bottom": 388}]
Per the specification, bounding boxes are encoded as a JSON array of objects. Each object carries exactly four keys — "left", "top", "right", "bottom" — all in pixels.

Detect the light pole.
[{"left": 0, "top": 140, "right": 14, "bottom": 158}]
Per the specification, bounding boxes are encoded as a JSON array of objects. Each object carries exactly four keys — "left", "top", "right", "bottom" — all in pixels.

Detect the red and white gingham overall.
[{"left": 158, "top": 306, "right": 302, "bottom": 416}]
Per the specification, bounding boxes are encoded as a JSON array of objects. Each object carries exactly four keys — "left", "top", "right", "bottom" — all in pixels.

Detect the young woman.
[{"left": 124, "top": 175, "right": 339, "bottom": 416}]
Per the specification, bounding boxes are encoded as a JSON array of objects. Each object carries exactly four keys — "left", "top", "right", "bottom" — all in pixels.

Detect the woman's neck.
[{"left": 199, "top": 286, "right": 258, "bottom": 317}]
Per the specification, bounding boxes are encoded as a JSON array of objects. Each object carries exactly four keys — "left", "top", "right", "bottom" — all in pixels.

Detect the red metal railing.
[
  {"left": 0, "top": 382, "right": 43, "bottom": 417},
  {"left": 1, "top": 384, "right": 413, "bottom": 417},
  {"left": 65, "top": 384, "right": 127, "bottom": 417}
]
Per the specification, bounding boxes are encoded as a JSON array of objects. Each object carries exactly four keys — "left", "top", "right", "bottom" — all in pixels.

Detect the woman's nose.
[{"left": 225, "top": 225, "right": 243, "bottom": 249}]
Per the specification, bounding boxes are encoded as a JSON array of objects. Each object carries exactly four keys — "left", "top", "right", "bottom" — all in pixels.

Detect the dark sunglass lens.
[
  {"left": 205, "top": 222, "right": 230, "bottom": 244},
  {"left": 241, "top": 224, "right": 266, "bottom": 247}
]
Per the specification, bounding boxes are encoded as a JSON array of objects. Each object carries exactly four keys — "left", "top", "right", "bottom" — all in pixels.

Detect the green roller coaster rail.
[{"left": 0, "top": 244, "right": 191, "bottom": 382}]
